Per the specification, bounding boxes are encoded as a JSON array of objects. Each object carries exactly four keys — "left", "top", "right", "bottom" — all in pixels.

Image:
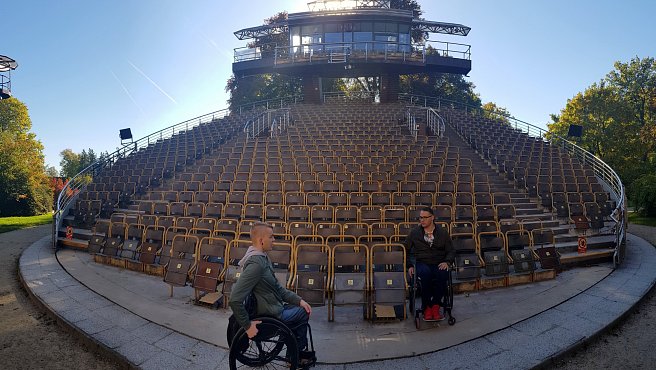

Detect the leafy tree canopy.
[
  {"left": 547, "top": 56, "right": 656, "bottom": 214},
  {"left": 0, "top": 97, "right": 52, "bottom": 216},
  {"left": 59, "top": 148, "right": 99, "bottom": 179}
]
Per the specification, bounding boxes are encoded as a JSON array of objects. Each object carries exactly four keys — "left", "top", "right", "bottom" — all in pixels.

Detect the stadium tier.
[{"left": 57, "top": 99, "right": 620, "bottom": 311}]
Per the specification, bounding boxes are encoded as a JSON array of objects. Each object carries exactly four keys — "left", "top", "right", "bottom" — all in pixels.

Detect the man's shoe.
[
  {"left": 424, "top": 305, "right": 434, "bottom": 321},
  {"left": 432, "top": 304, "right": 444, "bottom": 321},
  {"left": 298, "top": 350, "right": 316, "bottom": 368}
]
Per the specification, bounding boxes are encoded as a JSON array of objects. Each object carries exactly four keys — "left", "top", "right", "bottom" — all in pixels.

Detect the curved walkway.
[{"left": 18, "top": 233, "right": 656, "bottom": 369}]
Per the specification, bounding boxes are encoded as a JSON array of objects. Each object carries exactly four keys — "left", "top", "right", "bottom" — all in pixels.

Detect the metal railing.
[
  {"left": 234, "top": 40, "right": 471, "bottom": 64},
  {"left": 244, "top": 108, "right": 291, "bottom": 140},
  {"left": 322, "top": 91, "right": 378, "bottom": 103},
  {"left": 53, "top": 95, "right": 302, "bottom": 249},
  {"left": 399, "top": 93, "right": 627, "bottom": 266},
  {"left": 405, "top": 105, "right": 446, "bottom": 140}
]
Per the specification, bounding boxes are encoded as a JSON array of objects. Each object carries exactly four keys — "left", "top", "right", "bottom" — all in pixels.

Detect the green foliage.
[
  {"left": 481, "top": 102, "right": 511, "bottom": 124},
  {"left": 226, "top": 73, "right": 302, "bottom": 111},
  {"left": 399, "top": 72, "right": 482, "bottom": 108},
  {"left": 547, "top": 56, "right": 656, "bottom": 189},
  {"left": 227, "top": 12, "right": 302, "bottom": 110},
  {"left": 0, "top": 97, "right": 53, "bottom": 216},
  {"left": 45, "top": 165, "right": 59, "bottom": 177},
  {"left": 630, "top": 173, "right": 656, "bottom": 217},
  {"left": 0, "top": 214, "right": 52, "bottom": 234},
  {"left": 389, "top": 0, "right": 426, "bottom": 42},
  {"left": 59, "top": 148, "right": 98, "bottom": 178},
  {"left": 627, "top": 212, "right": 656, "bottom": 227}
]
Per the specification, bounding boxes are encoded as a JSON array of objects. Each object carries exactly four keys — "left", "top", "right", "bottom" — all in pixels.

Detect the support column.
[
  {"left": 380, "top": 74, "right": 399, "bottom": 103},
  {"left": 302, "top": 76, "right": 322, "bottom": 104}
]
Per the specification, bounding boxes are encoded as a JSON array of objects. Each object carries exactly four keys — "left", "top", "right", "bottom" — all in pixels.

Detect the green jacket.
[{"left": 228, "top": 254, "right": 302, "bottom": 331}]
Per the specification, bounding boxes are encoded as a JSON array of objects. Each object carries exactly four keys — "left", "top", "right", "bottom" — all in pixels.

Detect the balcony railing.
[{"left": 234, "top": 40, "right": 471, "bottom": 64}]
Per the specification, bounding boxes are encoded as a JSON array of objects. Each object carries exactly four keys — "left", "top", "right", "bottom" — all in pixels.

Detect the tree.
[
  {"left": 45, "top": 165, "right": 59, "bottom": 178},
  {"left": 59, "top": 148, "right": 98, "bottom": 178},
  {"left": 399, "top": 72, "right": 482, "bottom": 108},
  {"left": 547, "top": 56, "right": 656, "bottom": 212},
  {"left": 0, "top": 97, "right": 53, "bottom": 216},
  {"left": 227, "top": 12, "right": 302, "bottom": 111},
  {"left": 50, "top": 177, "right": 68, "bottom": 208},
  {"left": 390, "top": 0, "right": 426, "bottom": 42},
  {"left": 481, "top": 102, "right": 512, "bottom": 124}
]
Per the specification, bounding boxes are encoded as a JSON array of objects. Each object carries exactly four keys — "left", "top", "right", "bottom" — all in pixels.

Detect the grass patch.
[
  {"left": 0, "top": 214, "right": 53, "bottom": 234},
  {"left": 628, "top": 212, "right": 656, "bottom": 227}
]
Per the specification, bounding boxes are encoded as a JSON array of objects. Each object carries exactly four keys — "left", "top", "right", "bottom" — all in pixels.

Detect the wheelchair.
[
  {"left": 226, "top": 314, "right": 316, "bottom": 370},
  {"left": 408, "top": 266, "right": 456, "bottom": 329}
]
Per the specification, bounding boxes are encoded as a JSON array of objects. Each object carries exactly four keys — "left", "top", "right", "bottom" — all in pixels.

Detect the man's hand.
[
  {"left": 438, "top": 262, "right": 450, "bottom": 271},
  {"left": 300, "top": 299, "right": 312, "bottom": 317},
  {"left": 408, "top": 266, "right": 414, "bottom": 277},
  {"left": 246, "top": 320, "right": 261, "bottom": 339}
]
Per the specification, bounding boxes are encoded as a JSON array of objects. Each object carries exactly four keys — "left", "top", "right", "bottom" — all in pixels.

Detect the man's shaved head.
[
  {"left": 251, "top": 222, "right": 274, "bottom": 251},
  {"left": 251, "top": 222, "right": 273, "bottom": 240}
]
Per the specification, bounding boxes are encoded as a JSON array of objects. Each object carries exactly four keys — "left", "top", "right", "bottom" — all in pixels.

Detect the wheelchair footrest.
[{"left": 373, "top": 304, "right": 396, "bottom": 319}]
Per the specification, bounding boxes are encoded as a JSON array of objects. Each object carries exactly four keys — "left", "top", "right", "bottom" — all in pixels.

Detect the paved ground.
[
  {"left": 0, "top": 225, "right": 120, "bottom": 370},
  {"left": 2, "top": 224, "right": 655, "bottom": 369}
]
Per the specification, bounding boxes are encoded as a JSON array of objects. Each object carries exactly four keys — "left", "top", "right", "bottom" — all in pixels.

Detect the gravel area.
[
  {"left": 1, "top": 224, "right": 654, "bottom": 369},
  {"left": 0, "top": 225, "right": 119, "bottom": 370}
]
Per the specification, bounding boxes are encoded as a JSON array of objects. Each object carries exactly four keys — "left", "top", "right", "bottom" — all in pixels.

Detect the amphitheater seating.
[{"left": 59, "top": 100, "right": 622, "bottom": 321}]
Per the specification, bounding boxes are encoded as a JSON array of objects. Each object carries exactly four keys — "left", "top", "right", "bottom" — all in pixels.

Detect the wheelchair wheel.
[{"left": 228, "top": 317, "right": 299, "bottom": 370}]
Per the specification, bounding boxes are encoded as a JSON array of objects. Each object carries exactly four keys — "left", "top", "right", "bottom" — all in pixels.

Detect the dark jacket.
[
  {"left": 228, "top": 254, "right": 302, "bottom": 331},
  {"left": 405, "top": 223, "right": 455, "bottom": 267}
]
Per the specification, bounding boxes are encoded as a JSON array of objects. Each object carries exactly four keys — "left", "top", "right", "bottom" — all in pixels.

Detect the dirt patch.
[
  {"left": 0, "top": 225, "right": 119, "bottom": 370},
  {"left": 552, "top": 225, "right": 656, "bottom": 369}
]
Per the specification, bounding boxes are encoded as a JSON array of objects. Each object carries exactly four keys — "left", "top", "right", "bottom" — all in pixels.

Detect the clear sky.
[{"left": 3, "top": 0, "right": 655, "bottom": 172}]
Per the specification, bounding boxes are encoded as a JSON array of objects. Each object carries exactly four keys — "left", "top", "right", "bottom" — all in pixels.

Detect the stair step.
[
  {"left": 58, "top": 237, "right": 88, "bottom": 250},
  {"left": 515, "top": 208, "right": 547, "bottom": 216},
  {"left": 59, "top": 226, "right": 93, "bottom": 241},
  {"left": 559, "top": 249, "right": 615, "bottom": 266},
  {"left": 554, "top": 234, "right": 616, "bottom": 254}
]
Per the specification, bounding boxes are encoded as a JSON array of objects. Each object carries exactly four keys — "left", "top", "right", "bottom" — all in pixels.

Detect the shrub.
[{"left": 630, "top": 173, "right": 656, "bottom": 217}]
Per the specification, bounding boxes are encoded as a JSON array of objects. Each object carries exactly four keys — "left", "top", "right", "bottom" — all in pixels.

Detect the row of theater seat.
[
  {"left": 122, "top": 202, "right": 519, "bottom": 224},
  {"left": 133, "top": 189, "right": 512, "bottom": 206},
  {"left": 88, "top": 220, "right": 557, "bottom": 320},
  {"left": 93, "top": 217, "right": 554, "bottom": 243}
]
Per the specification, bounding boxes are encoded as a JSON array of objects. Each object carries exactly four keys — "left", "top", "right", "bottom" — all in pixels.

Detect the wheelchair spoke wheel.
[{"left": 229, "top": 318, "right": 299, "bottom": 370}]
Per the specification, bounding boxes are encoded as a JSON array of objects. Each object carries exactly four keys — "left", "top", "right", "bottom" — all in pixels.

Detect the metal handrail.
[
  {"left": 427, "top": 107, "right": 445, "bottom": 138},
  {"left": 244, "top": 108, "right": 291, "bottom": 140},
  {"left": 322, "top": 91, "right": 377, "bottom": 103},
  {"left": 276, "top": 40, "right": 471, "bottom": 64},
  {"left": 399, "top": 92, "right": 627, "bottom": 266},
  {"left": 405, "top": 105, "right": 446, "bottom": 140},
  {"left": 234, "top": 40, "right": 471, "bottom": 63},
  {"left": 53, "top": 95, "right": 302, "bottom": 249}
]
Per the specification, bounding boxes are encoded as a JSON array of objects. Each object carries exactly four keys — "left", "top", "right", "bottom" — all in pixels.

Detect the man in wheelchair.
[
  {"left": 228, "top": 222, "right": 315, "bottom": 367},
  {"left": 405, "top": 207, "right": 455, "bottom": 321}
]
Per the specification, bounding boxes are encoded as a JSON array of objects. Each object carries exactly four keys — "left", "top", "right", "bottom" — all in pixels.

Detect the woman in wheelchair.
[
  {"left": 405, "top": 207, "right": 455, "bottom": 321},
  {"left": 228, "top": 222, "right": 316, "bottom": 369}
]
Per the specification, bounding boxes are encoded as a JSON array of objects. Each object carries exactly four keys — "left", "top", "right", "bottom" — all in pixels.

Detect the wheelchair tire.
[
  {"left": 448, "top": 317, "right": 456, "bottom": 326},
  {"left": 228, "top": 317, "right": 299, "bottom": 370}
]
